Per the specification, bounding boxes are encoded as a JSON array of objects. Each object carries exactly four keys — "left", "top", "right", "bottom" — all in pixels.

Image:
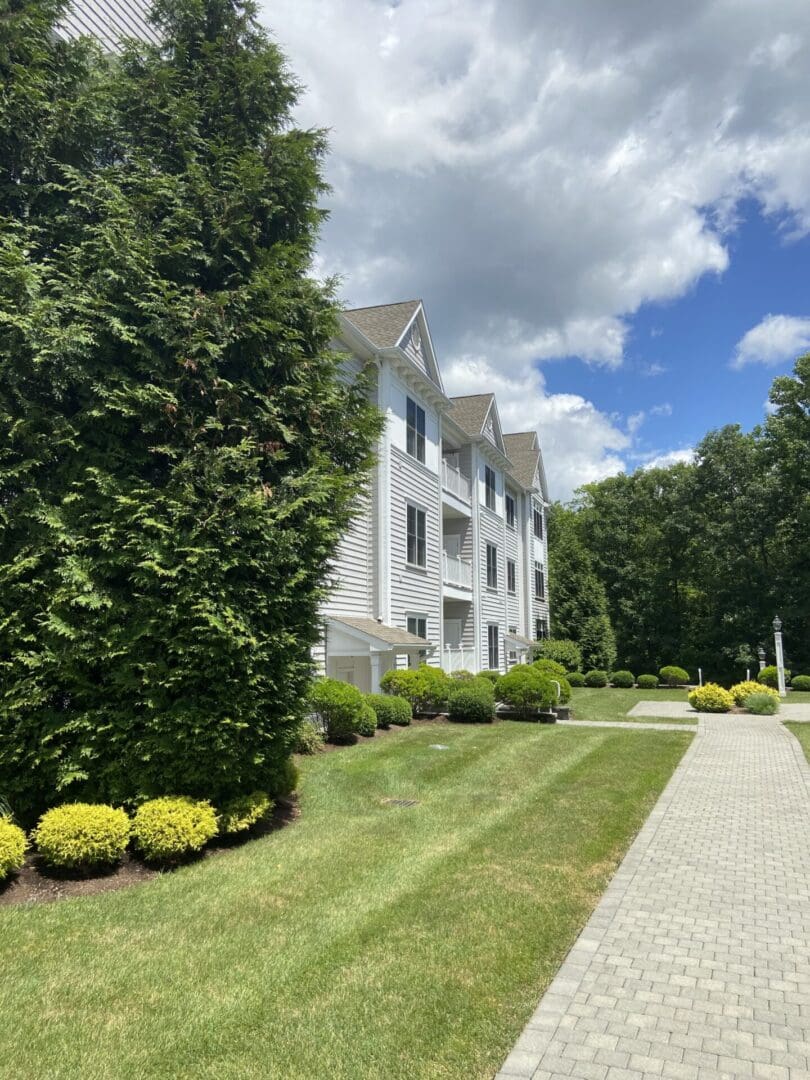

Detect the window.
[
  {"left": 406, "top": 397, "right": 425, "bottom": 463},
  {"left": 505, "top": 493, "right": 516, "bottom": 528},
  {"left": 534, "top": 561, "right": 545, "bottom": 599},
  {"left": 486, "top": 543, "right": 498, "bottom": 589},
  {"left": 533, "top": 506, "right": 544, "bottom": 539},
  {"left": 507, "top": 559, "right": 516, "bottom": 594},
  {"left": 488, "top": 624, "right": 499, "bottom": 671},
  {"left": 535, "top": 617, "right": 549, "bottom": 640},
  {"left": 407, "top": 614, "right": 428, "bottom": 666},
  {"left": 484, "top": 465, "right": 496, "bottom": 511},
  {"left": 407, "top": 504, "right": 426, "bottom": 567}
]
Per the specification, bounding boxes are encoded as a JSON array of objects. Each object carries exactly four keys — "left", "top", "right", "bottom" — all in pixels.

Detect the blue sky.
[{"left": 263, "top": 0, "right": 810, "bottom": 498}]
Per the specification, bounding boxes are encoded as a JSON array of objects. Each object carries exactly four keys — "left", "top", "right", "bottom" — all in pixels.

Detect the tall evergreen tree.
[{"left": 0, "top": 0, "right": 380, "bottom": 819}]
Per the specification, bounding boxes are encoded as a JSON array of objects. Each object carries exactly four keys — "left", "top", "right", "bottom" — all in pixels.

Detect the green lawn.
[
  {"left": 784, "top": 722, "right": 810, "bottom": 759},
  {"left": 0, "top": 723, "right": 691, "bottom": 1080},
  {"left": 569, "top": 686, "right": 697, "bottom": 723}
]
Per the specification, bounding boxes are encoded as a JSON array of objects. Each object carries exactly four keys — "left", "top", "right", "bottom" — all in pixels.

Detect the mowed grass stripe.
[{"left": 0, "top": 722, "right": 692, "bottom": 1080}]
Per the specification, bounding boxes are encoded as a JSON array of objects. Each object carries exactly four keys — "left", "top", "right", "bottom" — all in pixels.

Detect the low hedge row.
[{"left": 0, "top": 789, "right": 279, "bottom": 877}]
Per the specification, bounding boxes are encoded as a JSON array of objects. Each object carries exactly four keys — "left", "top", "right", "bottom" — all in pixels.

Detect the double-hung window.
[
  {"left": 486, "top": 543, "right": 498, "bottom": 589},
  {"left": 407, "top": 613, "right": 428, "bottom": 665},
  {"left": 407, "top": 504, "right": 426, "bottom": 567},
  {"left": 534, "top": 560, "right": 545, "bottom": 599},
  {"left": 533, "top": 506, "right": 543, "bottom": 539},
  {"left": 406, "top": 397, "right": 426, "bottom": 463},
  {"left": 505, "top": 493, "right": 516, "bottom": 528},
  {"left": 535, "top": 617, "right": 549, "bottom": 640},
  {"left": 507, "top": 559, "right": 516, "bottom": 594},
  {"left": 484, "top": 465, "right": 496, "bottom": 511},
  {"left": 487, "top": 624, "right": 499, "bottom": 671}
]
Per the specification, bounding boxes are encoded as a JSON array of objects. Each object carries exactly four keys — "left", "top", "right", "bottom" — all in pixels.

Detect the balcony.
[
  {"left": 440, "top": 645, "right": 477, "bottom": 674},
  {"left": 443, "top": 551, "right": 472, "bottom": 590},
  {"left": 442, "top": 459, "right": 471, "bottom": 503}
]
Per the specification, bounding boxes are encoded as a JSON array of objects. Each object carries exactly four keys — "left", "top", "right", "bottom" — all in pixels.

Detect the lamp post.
[
  {"left": 757, "top": 646, "right": 766, "bottom": 672},
  {"left": 773, "top": 616, "right": 787, "bottom": 697}
]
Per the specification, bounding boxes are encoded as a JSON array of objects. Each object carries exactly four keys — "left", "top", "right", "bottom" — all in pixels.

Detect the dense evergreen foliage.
[
  {"left": 549, "top": 356, "right": 810, "bottom": 682},
  {"left": 0, "top": 0, "right": 380, "bottom": 820}
]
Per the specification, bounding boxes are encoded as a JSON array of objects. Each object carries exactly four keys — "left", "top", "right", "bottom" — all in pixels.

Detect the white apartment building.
[{"left": 319, "top": 300, "right": 550, "bottom": 692}]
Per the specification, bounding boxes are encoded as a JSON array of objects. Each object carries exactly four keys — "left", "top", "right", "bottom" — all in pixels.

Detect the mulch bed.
[{"left": 0, "top": 797, "right": 298, "bottom": 908}]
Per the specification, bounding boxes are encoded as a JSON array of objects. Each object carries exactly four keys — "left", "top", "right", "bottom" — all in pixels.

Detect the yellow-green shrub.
[
  {"left": 217, "top": 792, "right": 273, "bottom": 835},
  {"left": 730, "top": 680, "right": 779, "bottom": 707},
  {"left": 132, "top": 797, "right": 217, "bottom": 863},
  {"left": 34, "top": 803, "right": 131, "bottom": 868},
  {"left": 688, "top": 683, "right": 734, "bottom": 713},
  {"left": 0, "top": 818, "right": 27, "bottom": 880}
]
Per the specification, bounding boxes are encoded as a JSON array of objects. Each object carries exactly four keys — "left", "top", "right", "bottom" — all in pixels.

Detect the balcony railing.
[
  {"left": 442, "top": 459, "right": 471, "bottom": 503},
  {"left": 443, "top": 551, "right": 472, "bottom": 590},
  {"left": 440, "top": 645, "right": 477, "bottom": 674}
]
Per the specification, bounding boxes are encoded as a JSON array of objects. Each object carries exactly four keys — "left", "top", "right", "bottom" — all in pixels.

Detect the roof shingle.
[
  {"left": 503, "top": 432, "right": 540, "bottom": 490},
  {"left": 447, "top": 394, "right": 494, "bottom": 438},
  {"left": 342, "top": 301, "right": 421, "bottom": 349}
]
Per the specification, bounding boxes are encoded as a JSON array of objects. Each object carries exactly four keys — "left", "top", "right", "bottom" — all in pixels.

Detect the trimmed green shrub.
[
  {"left": 448, "top": 679, "right": 495, "bottom": 723},
  {"left": 791, "top": 675, "right": 810, "bottom": 692},
  {"left": 477, "top": 670, "right": 501, "bottom": 685},
  {"left": 449, "top": 669, "right": 475, "bottom": 682},
  {"left": 366, "top": 694, "right": 411, "bottom": 728},
  {"left": 610, "top": 670, "right": 635, "bottom": 688},
  {"left": 308, "top": 678, "right": 365, "bottom": 742},
  {"left": 497, "top": 667, "right": 555, "bottom": 719},
  {"left": 688, "top": 683, "right": 733, "bottom": 713},
  {"left": 0, "top": 818, "right": 27, "bottom": 881},
  {"left": 730, "top": 680, "right": 779, "bottom": 707},
  {"left": 584, "top": 669, "right": 609, "bottom": 688},
  {"left": 34, "top": 803, "right": 130, "bottom": 869},
  {"left": 567, "top": 671, "right": 586, "bottom": 687},
  {"left": 267, "top": 757, "right": 299, "bottom": 798},
  {"left": 294, "top": 721, "right": 324, "bottom": 754},
  {"left": 356, "top": 704, "right": 377, "bottom": 737},
  {"left": 533, "top": 658, "right": 567, "bottom": 679},
  {"left": 132, "top": 797, "right": 218, "bottom": 864},
  {"left": 217, "top": 792, "right": 273, "bottom": 835},
  {"left": 534, "top": 638, "right": 582, "bottom": 672},
  {"left": 636, "top": 674, "right": 659, "bottom": 689},
  {"left": 379, "top": 665, "right": 451, "bottom": 712},
  {"left": 745, "top": 692, "right": 779, "bottom": 716},
  {"left": 757, "top": 665, "right": 789, "bottom": 689},
  {"left": 660, "top": 665, "right": 690, "bottom": 686}
]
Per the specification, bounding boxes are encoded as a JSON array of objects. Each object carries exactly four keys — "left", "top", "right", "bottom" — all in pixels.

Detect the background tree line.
[{"left": 548, "top": 356, "right": 810, "bottom": 682}]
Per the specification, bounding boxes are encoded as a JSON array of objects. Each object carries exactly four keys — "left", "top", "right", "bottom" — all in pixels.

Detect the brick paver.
[{"left": 496, "top": 715, "right": 810, "bottom": 1080}]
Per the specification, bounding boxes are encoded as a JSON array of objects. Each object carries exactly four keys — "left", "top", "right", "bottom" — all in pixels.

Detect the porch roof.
[
  {"left": 326, "top": 616, "right": 434, "bottom": 653},
  {"left": 504, "top": 632, "right": 535, "bottom": 651}
]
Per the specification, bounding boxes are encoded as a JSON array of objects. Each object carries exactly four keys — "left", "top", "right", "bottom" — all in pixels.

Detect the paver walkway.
[
  {"left": 496, "top": 715, "right": 810, "bottom": 1080},
  {"left": 628, "top": 700, "right": 810, "bottom": 722}
]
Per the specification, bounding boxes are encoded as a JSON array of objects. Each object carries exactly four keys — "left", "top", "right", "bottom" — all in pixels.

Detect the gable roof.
[
  {"left": 447, "top": 394, "right": 495, "bottom": 438},
  {"left": 503, "top": 432, "right": 540, "bottom": 489},
  {"left": 342, "top": 301, "right": 421, "bottom": 350},
  {"left": 328, "top": 616, "right": 430, "bottom": 649},
  {"left": 60, "top": 0, "right": 160, "bottom": 51}
]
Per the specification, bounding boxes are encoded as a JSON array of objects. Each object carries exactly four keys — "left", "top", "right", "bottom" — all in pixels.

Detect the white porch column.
[{"left": 370, "top": 652, "right": 382, "bottom": 694}]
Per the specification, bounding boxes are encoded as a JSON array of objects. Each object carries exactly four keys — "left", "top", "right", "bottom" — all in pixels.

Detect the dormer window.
[{"left": 406, "top": 397, "right": 425, "bottom": 463}]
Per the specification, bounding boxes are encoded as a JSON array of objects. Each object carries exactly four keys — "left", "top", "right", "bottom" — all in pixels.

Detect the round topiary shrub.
[
  {"left": 636, "top": 674, "right": 659, "bottom": 689},
  {"left": 367, "top": 694, "right": 411, "bottom": 728},
  {"left": 533, "top": 658, "right": 567, "bottom": 679},
  {"left": 449, "top": 669, "right": 475, "bottom": 682},
  {"left": 610, "top": 670, "right": 635, "bottom": 688},
  {"left": 745, "top": 692, "right": 779, "bottom": 716},
  {"left": 356, "top": 703, "right": 377, "bottom": 737},
  {"left": 132, "top": 797, "right": 218, "bottom": 864},
  {"left": 267, "top": 757, "right": 299, "bottom": 797},
  {"left": 660, "top": 665, "right": 689, "bottom": 686},
  {"left": 379, "top": 665, "right": 451, "bottom": 712},
  {"left": 496, "top": 666, "right": 555, "bottom": 719},
  {"left": 729, "top": 680, "right": 779, "bottom": 707},
  {"left": 566, "top": 671, "right": 586, "bottom": 687},
  {"left": 309, "top": 677, "right": 366, "bottom": 742},
  {"left": 791, "top": 675, "right": 810, "bottom": 692},
  {"left": 34, "top": 803, "right": 131, "bottom": 869},
  {"left": 217, "top": 792, "right": 273, "bottom": 835},
  {"left": 477, "top": 669, "right": 501, "bottom": 685},
  {"left": 448, "top": 679, "right": 495, "bottom": 723},
  {"left": 757, "top": 665, "right": 789, "bottom": 689},
  {"left": 294, "top": 720, "right": 324, "bottom": 754},
  {"left": 688, "top": 683, "right": 734, "bottom": 713},
  {"left": 534, "top": 638, "right": 582, "bottom": 673},
  {"left": 584, "top": 669, "right": 609, "bottom": 688},
  {"left": 0, "top": 818, "right": 27, "bottom": 881}
]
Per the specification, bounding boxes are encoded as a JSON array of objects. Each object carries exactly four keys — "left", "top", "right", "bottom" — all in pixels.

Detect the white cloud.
[
  {"left": 260, "top": 0, "right": 810, "bottom": 492},
  {"left": 732, "top": 314, "right": 810, "bottom": 368},
  {"left": 649, "top": 403, "right": 673, "bottom": 417},
  {"left": 642, "top": 448, "right": 695, "bottom": 470}
]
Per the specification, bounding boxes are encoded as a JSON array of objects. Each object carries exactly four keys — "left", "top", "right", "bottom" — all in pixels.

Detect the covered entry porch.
[{"left": 324, "top": 616, "right": 434, "bottom": 693}]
